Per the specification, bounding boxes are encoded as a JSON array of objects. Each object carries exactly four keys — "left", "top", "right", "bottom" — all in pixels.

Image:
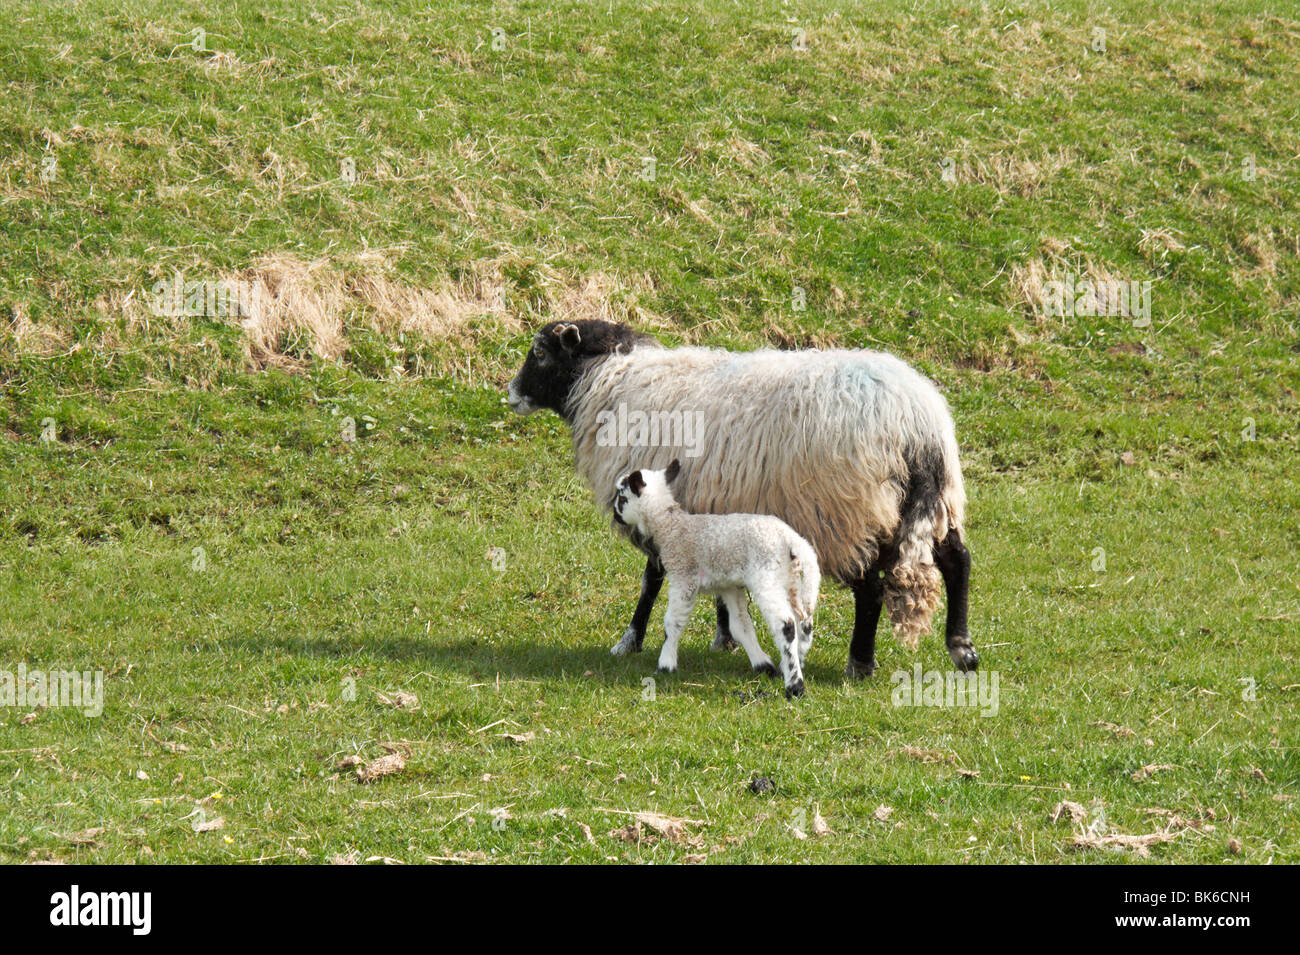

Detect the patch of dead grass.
[
  {"left": 947, "top": 147, "right": 1079, "bottom": 198},
  {"left": 2, "top": 302, "right": 71, "bottom": 356},
  {"left": 1235, "top": 229, "right": 1280, "bottom": 289},
  {"left": 53, "top": 254, "right": 664, "bottom": 380},
  {"left": 1008, "top": 237, "right": 1144, "bottom": 323},
  {"left": 1138, "top": 227, "right": 1186, "bottom": 263}
]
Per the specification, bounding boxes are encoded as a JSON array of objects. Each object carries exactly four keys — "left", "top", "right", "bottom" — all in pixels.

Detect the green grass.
[{"left": 1, "top": 0, "right": 1297, "bottom": 863}]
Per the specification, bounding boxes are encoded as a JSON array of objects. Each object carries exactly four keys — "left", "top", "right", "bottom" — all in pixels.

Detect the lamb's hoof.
[
  {"left": 785, "top": 680, "right": 806, "bottom": 700},
  {"left": 949, "top": 642, "right": 979, "bottom": 673},
  {"left": 753, "top": 661, "right": 779, "bottom": 678},
  {"left": 711, "top": 631, "right": 737, "bottom": 652},
  {"left": 656, "top": 662, "right": 677, "bottom": 674},
  {"left": 610, "top": 627, "right": 642, "bottom": 656},
  {"left": 845, "top": 657, "right": 877, "bottom": 680}
]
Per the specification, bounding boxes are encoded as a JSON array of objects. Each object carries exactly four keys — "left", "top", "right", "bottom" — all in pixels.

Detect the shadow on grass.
[{"left": 233, "top": 630, "right": 858, "bottom": 693}]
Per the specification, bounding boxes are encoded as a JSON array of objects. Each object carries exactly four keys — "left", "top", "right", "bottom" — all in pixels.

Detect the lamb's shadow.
[{"left": 235, "top": 630, "right": 853, "bottom": 692}]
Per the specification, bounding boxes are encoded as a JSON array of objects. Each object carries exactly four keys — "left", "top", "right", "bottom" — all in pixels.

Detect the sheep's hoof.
[
  {"left": 753, "top": 660, "right": 779, "bottom": 678},
  {"left": 948, "top": 642, "right": 979, "bottom": 673},
  {"left": 785, "top": 679, "right": 806, "bottom": 700},
  {"left": 610, "top": 626, "right": 642, "bottom": 656},
  {"left": 844, "top": 657, "right": 877, "bottom": 680},
  {"left": 711, "top": 631, "right": 737, "bottom": 652},
  {"left": 656, "top": 664, "right": 676, "bottom": 675}
]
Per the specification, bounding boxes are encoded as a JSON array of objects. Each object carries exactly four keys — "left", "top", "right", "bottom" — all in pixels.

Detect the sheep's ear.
[
  {"left": 627, "top": 470, "right": 645, "bottom": 495},
  {"left": 664, "top": 459, "right": 681, "bottom": 484},
  {"left": 556, "top": 323, "right": 582, "bottom": 354}
]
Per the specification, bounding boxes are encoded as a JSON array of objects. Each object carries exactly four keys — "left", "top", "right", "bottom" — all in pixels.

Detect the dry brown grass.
[
  {"left": 224, "top": 253, "right": 526, "bottom": 372},
  {"left": 1008, "top": 237, "right": 1144, "bottom": 323},
  {"left": 2, "top": 302, "right": 71, "bottom": 356},
  {"left": 11, "top": 254, "right": 666, "bottom": 379},
  {"left": 1235, "top": 229, "right": 1279, "bottom": 286},
  {"left": 723, "top": 134, "right": 772, "bottom": 172},
  {"left": 227, "top": 255, "right": 355, "bottom": 370},
  {"left": 945, "top": 147, "right": 1079, "bottom": 198},
  {"left": 1138, "top": 227, "right": 1187, "bottom": 263}
]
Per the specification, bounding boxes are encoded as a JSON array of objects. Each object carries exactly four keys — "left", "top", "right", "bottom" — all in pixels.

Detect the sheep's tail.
[
  {"left": 882, "top": 544, "right": 942, "bottom": 651},
  {"left": 883, "top": 434, "right": 965, "bottom": 651}
]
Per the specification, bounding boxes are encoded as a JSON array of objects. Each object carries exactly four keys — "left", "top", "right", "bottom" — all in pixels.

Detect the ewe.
[{"left": 507, "top": 320, "right": 977, "bottom": 678}]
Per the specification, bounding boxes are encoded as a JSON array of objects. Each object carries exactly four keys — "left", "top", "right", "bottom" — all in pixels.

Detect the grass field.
[{"left": 1, "top": 0, "right": 1297, "bottom": 864}]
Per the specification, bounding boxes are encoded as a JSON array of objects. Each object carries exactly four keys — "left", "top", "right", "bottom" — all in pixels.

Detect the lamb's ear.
[
  {"left": 664, "top": 459, "right": 681, "bottom": 484},
  {"left": 627, "top": 470, "right": 645, "bottom": 495},
  {"left": 556, "top": 323, "right": 582, "bottom": 354}
]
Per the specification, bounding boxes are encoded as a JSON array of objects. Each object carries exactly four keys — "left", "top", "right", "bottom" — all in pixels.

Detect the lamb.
[
  {"left": 612, "top": 460, "right": 820, "bottom": 698},
  {"left": 506, "top": 319, "right": 978, "bottom": 679}
]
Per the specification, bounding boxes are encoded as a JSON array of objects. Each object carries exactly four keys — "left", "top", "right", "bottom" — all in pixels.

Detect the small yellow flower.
[{"left": 1019, "top": 776, "right": 1031, "bottom": 782}]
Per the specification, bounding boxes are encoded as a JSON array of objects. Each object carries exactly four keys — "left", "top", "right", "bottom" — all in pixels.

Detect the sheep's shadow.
[{"left": 233, "top": 629, "right": 854, "bottom": 692}]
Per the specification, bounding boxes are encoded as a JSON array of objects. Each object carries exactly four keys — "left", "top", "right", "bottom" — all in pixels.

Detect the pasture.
[{"left": 0, "top": 0, "right": 1296, "bottom": 863}]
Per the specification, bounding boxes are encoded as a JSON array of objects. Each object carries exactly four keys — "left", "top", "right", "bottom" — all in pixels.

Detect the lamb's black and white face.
[
  {"left": 612, "top": 470, "right": 648, "bottom": 531},
  {"left": 506, "top": 320, "right": 646, "bottom": 418},
  {"left": 612, "top": 460, "right": 680, "bottom": 533}
]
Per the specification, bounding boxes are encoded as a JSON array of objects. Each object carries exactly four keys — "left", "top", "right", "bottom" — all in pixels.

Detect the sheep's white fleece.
[{"left": 568, "top": 344, "right": 965, "bottom": 647}]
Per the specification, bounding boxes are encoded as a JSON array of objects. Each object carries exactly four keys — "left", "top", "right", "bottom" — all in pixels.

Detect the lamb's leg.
[
  {"left": 656, "top": 585, "right": 696, "bottom": 674},
  {"left": 935, "top": 530, "right": 978, "bottom": 672},
  {"left": 797, "top": 620, "right": 813, "bottom": 671},
  {"left": 846, "top": 567, "right": 884, "bottom": 679},
  {"left": 751, "top": 592, "right": 805, "bottom": 698},
  {"left": 611, "top": 556, "right": 664, "bottom": 656},
  {"left": 711, "top": 596, "right": 737, "bottom": 651},
  {"left": 718, "top": 589, "right": 777, "bottom": 677},
  {"left": 778, "top": 618, "right": 807, "bottom": 698}
]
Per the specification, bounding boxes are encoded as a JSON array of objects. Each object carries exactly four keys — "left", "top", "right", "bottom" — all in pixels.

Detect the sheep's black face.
[{"left": 506, "top": 320, "right": 646, "bottom": 419}]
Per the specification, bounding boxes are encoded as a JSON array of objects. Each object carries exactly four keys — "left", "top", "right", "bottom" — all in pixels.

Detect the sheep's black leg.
[
  {"left": 846, "top": 568, "right": 884, "bottom": 679},
  {"left": 711, "top": 596, "right": 737, "bottom": 651},
  {"left": 935, "top": 530, "right": 978, "bottom": 672},
  {"left": 611, "top": 557, "right": 664, "bottom": 655}
]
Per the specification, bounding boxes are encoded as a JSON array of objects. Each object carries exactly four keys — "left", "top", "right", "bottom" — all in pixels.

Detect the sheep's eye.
[{"left": 532, "top": 344, "right": 547, "bottom": 361}]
